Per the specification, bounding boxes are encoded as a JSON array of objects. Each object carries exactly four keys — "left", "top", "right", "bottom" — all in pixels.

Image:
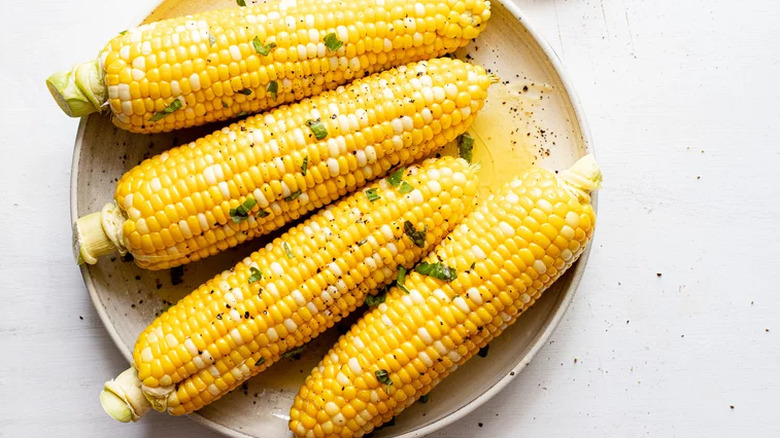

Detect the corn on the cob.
[
  {"left": 75, "top": 58, "right": 492, "bottom": 270},
  {"left": 289, "top": 155, "right": 601, "bottom": 438},
  {"left": 46, "top": 0, "right": 491, "bottom": 133},
  {"left": 100, "top": 156, "right": 479, "bottom": 421}
]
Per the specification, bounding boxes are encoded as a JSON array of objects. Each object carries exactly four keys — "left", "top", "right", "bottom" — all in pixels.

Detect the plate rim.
[{"left": 70, "top": 0, "right": 597, "bottom": 436}]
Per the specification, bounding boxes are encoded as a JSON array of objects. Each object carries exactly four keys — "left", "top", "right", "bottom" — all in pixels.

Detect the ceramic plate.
[{"left": 71, "top": 0, "right": 595, "bottom": 436}]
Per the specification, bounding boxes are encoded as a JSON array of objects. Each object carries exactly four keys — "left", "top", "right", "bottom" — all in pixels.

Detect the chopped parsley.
[
  {"left": 252, "top": 36, "right": 276, "bottom": 56},
  {"left": 365, "top": 188, "right": 380, "bottom": 202},
  {"left": 229, "top": 197, "right": 257, "bottom": 223},
  {"left": 477, "top": 344, "right": 489, "bottom": 358},
  {"left": 222, "top": 101, "right": 229, "bottom": 108},
  {"left": 301, "top": 156, "right": 308, "bottom": 175},
  {"left": 267, "top": 81, "right": 278, "bottom": 100},
  {"left": 254, "top": 357, "right": 265, "bottom": 366},
  {"left": 375, "top": 369, "right": 392, "bottom": 393},
  {"left": 208, "top": 33, "right": 216, "bottom": 46},
  {"left": 236, "top": 0, "right": 246, "bottom": 6},
  {"left": 323, "top": 33, "right": 344, "bottom": 52},
  {"left": 284, "top": 190, "right": 302, "bottom": 201},
  {"left": 236, "top": 111, "right": 249, "bottom": 117},
  {"left": 282, "top": 241, "right": 295, "bottom": 259},
  {"left": 248, "top": 267, "right": 263, "bottom": 283},
  {"left": 282, "top": 345, "right": 305, "bottom": 359},
  {"left": 415, "top": 261, "right": 457, "bottom": 282},
  {"left": 398, "top": 180, "right": 414, "bottom": 194},
  {"left": 306, "top": 119, "right": 328, "bottom": 140},
  {"left": 256, "top": 209, "right": 270, "bottom": 218},
  {"left": 364, "top": 288, "right": 386, "bottom": 307},
  {"left": 119, "top": 30, "right": 128, "bottom": 35},
  {"left": 265, "top": 81, "right": 279, "bottom": 100},
  {"left": 387, "top": 167, "right": 405, "bottom": 187},
  {"left": 148, "top": 98, "right": 183, "bottom": 122},
  {"left": 396, "top": 267, "right": 410, "bottom": 293},
  {"left": 419, "top": 394, "right": 429, "bottom": 403},
  {"left": 403, "top": 220, "right": 427, "bottom": 248},
  {"left": 237, "top": 88, "right": 253, "bottom": 95},
  {"left": 458, "top": 133, "right": 475, "bottom": 163}
]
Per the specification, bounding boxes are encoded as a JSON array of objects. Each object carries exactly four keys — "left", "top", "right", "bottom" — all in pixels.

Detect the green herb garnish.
[
  {"left": 282, "top": 241, "right": 295, "bottom": 259},
  {"left": 477, "top": 344, "right": 489, "bottom": 358},
  {"left": 236, "top": 111, "right": 249, "bottom": 117},
  {"left": 248, "top": 267, "right": 263, "bottom": 283},
  {"left": 323, "top": 33, "right": 344, "bottom": 52},
  {"left": 282, "top": 345, "right": 305, "bottom": 359},
  {"left": 458, "top": 133, "right": 474, "bottom": 163},
  {"left": 284, "top": 190, "right": 302, "bottom": 201},
  {"left": 222, "top": 101, "right": 229, "bottom": 108},
  {"left": 237, "top": 88, "right": 253, "bottom": 95},
  {"left": 375, "top": 369, "right": 392, "bottom": 393},
  {"left": 364, "top": 288, "right": 387, "bottom": 307},
  {"left": 396, "top": 266, "right": 410, "bottom": 293},
  {"left": 254, "top": 357, "right": 265, "bottom": 366},
  {"left": 257, "top": 209, "right": 270, "bottom": 218},
  {"left": 236, "top": 0, "right": 246, "bottom": 6},
  {"left": 387, "top": 167, "right": 405, "bottom": 187},
  {"left": 229, "top": 197, "right": 257, "bottom": 223},
  {"left": 301, "top": 156, "right": 308, "bottom": 175},
  {"left": 398, "top": 180, "right": 414, "bottom": 194},
  {"left": 403, "top": 220, "right": 427, "bottom": 248},
  {"left": 415, "top": 261, "right": 457, "bottom": 282},
  {"left": 267, "top": 81, "right": 278, "bottom": 100},
  {"left": 306, "top": 119, "right": 328, "bottom": 140},
  {"left": 365, "top": 188, "right": 380, "bottom": 202},
  {"left": 148, "top": 98, "right": 183, "bottom": 122},
  {"left": 119, "top": 30, "right": 128, "bottom": 35},
  {"left": 252, "top": 36, "right": 276, "bottom": 56}
]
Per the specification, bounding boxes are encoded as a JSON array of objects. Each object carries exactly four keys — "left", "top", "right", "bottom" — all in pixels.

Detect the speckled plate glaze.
[{"left": 71, "top": 0, "right": 596, "bottom": 436}]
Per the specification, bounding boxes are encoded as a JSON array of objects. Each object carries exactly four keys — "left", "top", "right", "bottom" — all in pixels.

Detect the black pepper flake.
[{"left": 170, "top": 266, "right": 184, "bottom": 285}]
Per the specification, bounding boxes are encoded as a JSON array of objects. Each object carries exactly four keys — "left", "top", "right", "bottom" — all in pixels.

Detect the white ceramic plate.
[{"left": 71, "top": 0, "right": 596, "bottom": 436}]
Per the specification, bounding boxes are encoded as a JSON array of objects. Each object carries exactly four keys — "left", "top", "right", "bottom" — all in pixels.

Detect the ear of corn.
[
  {"left": 75, "top": 58, "right": 491, "bottom": 270},
  {"left": 100, "top": 156, "right": 479, "bottom": 421},
  {"left": 289, "top": 155, "right": 600, "bottom": 438},
  {"left": 46, "top": 0, "right": 491, "bottom": 133}
]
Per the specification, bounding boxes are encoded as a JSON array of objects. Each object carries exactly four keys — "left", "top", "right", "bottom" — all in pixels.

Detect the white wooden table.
[{"left": 2, "top": 0, "right": 778, "bottom": 436}]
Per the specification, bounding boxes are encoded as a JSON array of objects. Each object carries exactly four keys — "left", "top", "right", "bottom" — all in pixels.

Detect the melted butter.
[{"left": 440, "top": 81, "right": 552, "bottom": 197}]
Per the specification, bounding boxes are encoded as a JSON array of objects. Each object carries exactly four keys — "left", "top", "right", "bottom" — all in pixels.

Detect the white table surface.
[{"left": 2, "top": 0, "right": 779, "bottom": 436}]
